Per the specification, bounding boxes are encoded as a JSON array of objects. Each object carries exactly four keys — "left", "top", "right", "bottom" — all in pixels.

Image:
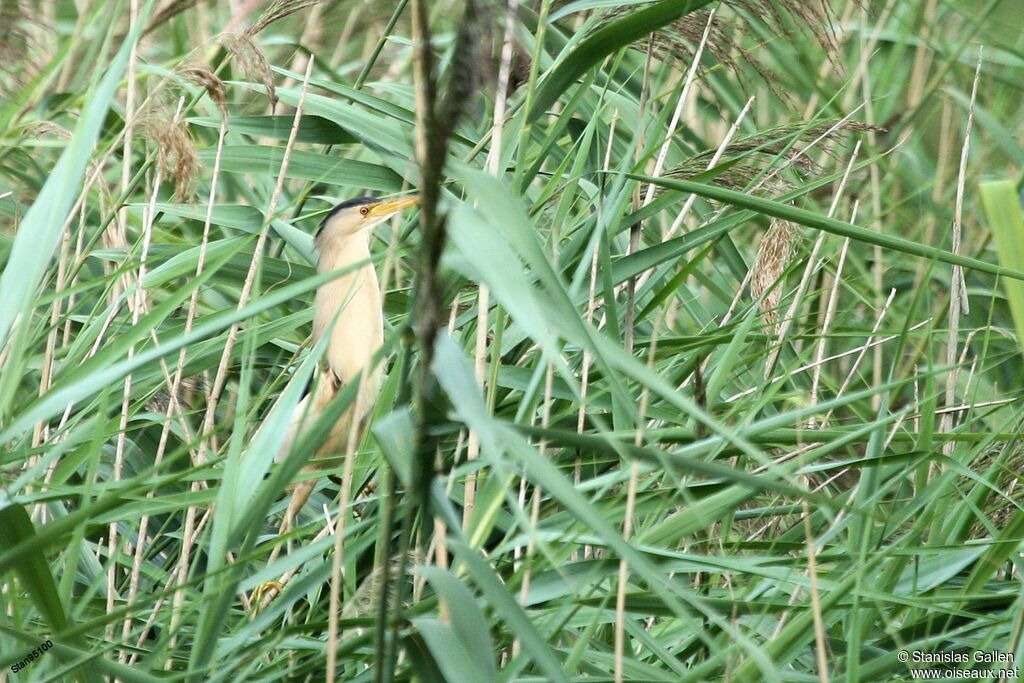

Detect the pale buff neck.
[{"left": 316, "top": 228, "right": 373, "bottom": 275}]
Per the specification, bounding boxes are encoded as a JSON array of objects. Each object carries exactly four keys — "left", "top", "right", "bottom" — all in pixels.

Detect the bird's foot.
[{"left": 252, "top": 580, "right": 285, "bottom": 611}]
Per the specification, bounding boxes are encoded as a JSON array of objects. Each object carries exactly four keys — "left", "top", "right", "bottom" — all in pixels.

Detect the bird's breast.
[{"left": 313, "top": 260, "right": 384, "bottom": 395}]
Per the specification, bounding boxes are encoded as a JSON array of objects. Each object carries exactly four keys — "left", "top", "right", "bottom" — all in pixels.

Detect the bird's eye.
[{"left": 360, "top": 206, "right": 370, "bottom": 216}]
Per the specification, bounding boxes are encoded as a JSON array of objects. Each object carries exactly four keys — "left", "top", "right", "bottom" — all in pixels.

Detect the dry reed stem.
[
  {"left": 811, "top": 4, "right": 892, "bottom": 414},
  {"left": 820, "top": 288, "right": 898, "bottom": 426},
  {"left": 802, "top": 496, "right": 831, "bottom": 683},
  {"left": 202, "top": 54, "right": 312, "bottom": 468},
  {"left": 681, "top": 101, "right": 761, "bottom": 386},
  {"left": 329, "top": 3, "right": 363, "bottom": 71},
  {"left": 62, "top": 209, "right": 88, "bottom": 348},
  {"left": 32, "top": 227, "right": 70, "bottom": 450},
  {"left": 327, "top": 367, "right": 368, "bottom": 679},
  {"left": 622, "top": 36, "right": 655, "bottom": 356},
  {"left": 911, "top": 99, "right": 955, "bottom": 300},
  {"left": 110, "top": 90, "right": 183, "bottom": 656},
  {"left": 716, "top": 269, "right": 754, "bottom": 340},
  {"left": 464, "top": 0, "right": 520, "bottom": 532},
  {"left": 512, "top": 464, "right": 527, "bottom": 587},
  {"left": 572, "top": 110, "right": 619, "bottom": 561},
  {"left": 55, "top": 298, "right": 122, "bottom": 434},
  {"left": 462, "top": 288, "right": 488, "bottom": 530},
  {"left": 762, "top": 142, "right": 861, "bottom": 376},
  {"left": 661, "top": 95, "right": 755, "bottom": 242},
  {"left": 906, "top": 0, "right": 940, "bottom": 111},
  {"left": 808, "top": 237, "right": 850, "bottom": 425},
  {"left": 379, "top": 179, "right": 414, "bottom": 296},
  {"left": 281, "top": 3, "right": 324, "bottom": 92},
  {"left": 114, "top": 0, "right": 142, "bottom": 304},
  {"left": 941, "top": 49, "right": 982, "bottom": 456},
  {"left": 63, "top": 209, "right": 206, "bottom": 451},
  {"left": 27, "top": 213, "right": 73, "bottom": 525},
  {"left": 953, "top": 330, "right": 983, "bottom": 401},
  {"left": 855, "top": 10, "right": 887, "bottom": 412},
  {"left": 614, "top": 305, "right": 667, "bottom": 683},
  {"left": 512, "top": 356, "right": 553, "bottom": 657},
  {"left": 124, "top": 114, "right": 228, "bottom": 654},
  {"left": 841, "top": 0, "right": 897, "bottom": 117},
  {"left": 169, "top": 54, "right": 316, "bottom": 640},
  {"left": 642, "top": 9, "right": 715, "bottom": 211},
  {"left": 578, "top": 247, "right": 599, "bottom": 428},
  {"left": 130, "top": 505, "right": 214, "bottom": 666}
]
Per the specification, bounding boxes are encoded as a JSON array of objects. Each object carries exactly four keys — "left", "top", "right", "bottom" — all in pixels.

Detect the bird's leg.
[
  {"left": 254, "top": 478, "right": 318, "bottom": 608},
  {"left": 254, "top": 401, "right": 356, "bottom": 608},
  {"left": 265, "top": 370, "right": 342, "bottom": 559},
  {"left": 283, "top": 479, "right": 317, "bottom": 535},
  {"left": 254, "top": 521, "right": 334, "bottom": 612},
  {"left": 263, "top": 478, "right": 317, "bottom": 571}
]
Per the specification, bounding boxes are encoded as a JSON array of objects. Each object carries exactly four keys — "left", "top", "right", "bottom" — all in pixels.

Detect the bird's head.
[{"left": 316, "top": 195, "right": 419, "bottom": 243}]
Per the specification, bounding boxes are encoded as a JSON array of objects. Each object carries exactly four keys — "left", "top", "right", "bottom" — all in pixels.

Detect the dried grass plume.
[
  {"left": 246, "top": 1, "right": 324, "bottom": 37},
  {"left": 750, "top": 218, "right": 800, "bottom": 332},
  {"left": 144, "top": 114, "right": 200, "bottom": 201},
  {"left": 668, "top": 119, "right": 878, "bottom": 196},
  {"left": 219, "top": 32, "right": 278, "bottom": 106},
  {"left": 176, "top": 65, "right": 228, "bottom": 118}
]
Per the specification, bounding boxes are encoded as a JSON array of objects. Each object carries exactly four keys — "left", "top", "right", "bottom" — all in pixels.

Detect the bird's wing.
[{"left": 275, "top": 369, "right": 358, "bottom": 469}]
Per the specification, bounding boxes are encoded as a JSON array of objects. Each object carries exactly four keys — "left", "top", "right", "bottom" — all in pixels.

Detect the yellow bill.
[{"left": 368, "top": 195, "right": 419, "bottom": 217}]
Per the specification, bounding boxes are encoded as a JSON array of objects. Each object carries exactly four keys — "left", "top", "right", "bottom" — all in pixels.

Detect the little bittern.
[{"left": 276, "top": 195, "right": 418, "bottom": 532}]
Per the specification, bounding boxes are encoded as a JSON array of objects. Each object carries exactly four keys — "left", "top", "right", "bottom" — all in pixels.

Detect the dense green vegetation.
[{"left": 2, "top": 0, "right": 1024, "bottom": 680}]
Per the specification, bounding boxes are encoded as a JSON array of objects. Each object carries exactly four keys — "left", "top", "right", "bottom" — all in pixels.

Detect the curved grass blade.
[
  {"left": 0, "top": 501, "right": 68, "bottom": 633},
  {"left": 413, "top": 567, "right": 499, "bottom": 683},
  {"left": 528, "top": 0, "right": 714, "bottom": 122},
  {"left": 980, "top": 180, "right": 1024, "bottom": 352},
  {"left": 631, "top": 173, "right": 1024, "bottom": 281},
  {"left": 0, "top": 0, "right": 155, "bottom": 350}
]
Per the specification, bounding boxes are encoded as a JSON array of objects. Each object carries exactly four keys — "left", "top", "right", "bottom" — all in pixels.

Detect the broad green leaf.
[
  {"left": 373, "top": 407, "right": 416, "bottom": 487},
  {"left": 0, "top": 263, "right": 339, "bottom": 445},
  {"left": 433, "top": 334, "right": 779, "bottom": 682},
  {"left": 529, "top": 0, "right": 715, "bottom": 121},
  {"left": 631, "top": 173, "right": 1024, "bottom": 281},
  {"left": 0, "top": 501, "right": 67, "bottom": 632},
  {"left": 189, "top": 114, "right": 357, "bottom": 144},
  {"left": 980, "top": 180, "right": 1024, "bottom": 352},
  {"left": 200, "top": 146, "right": 403, "bottom": 190},
  {"left": 132, "top": 202, "right": 263, "bottom": 231},
  {"left": 413, "top": 567, "right": 498, "bottom": 683},
  {"left": 0, "top": 0, "right": 153, "bottom": 352}
]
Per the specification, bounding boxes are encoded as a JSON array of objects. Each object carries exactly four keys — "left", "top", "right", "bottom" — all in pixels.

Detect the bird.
[{"left": 274, "top": 194, "right": 419, "bottom": 541}]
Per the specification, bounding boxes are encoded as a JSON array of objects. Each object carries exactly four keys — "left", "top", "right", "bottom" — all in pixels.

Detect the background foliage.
[{"left": 2, "top": 0, "right": 1024, "bottom": 680}]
